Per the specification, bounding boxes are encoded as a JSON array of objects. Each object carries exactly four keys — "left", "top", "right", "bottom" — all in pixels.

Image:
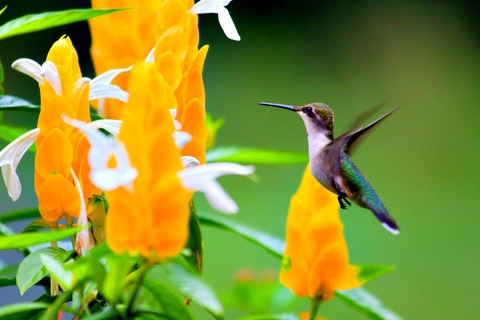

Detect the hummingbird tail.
[{"left": 372, "top": 209, "right": 400, "bottom": 235}]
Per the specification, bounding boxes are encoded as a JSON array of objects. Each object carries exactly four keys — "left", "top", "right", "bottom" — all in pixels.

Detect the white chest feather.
[{"left": 307, "top": 131, "right": 331, "bottom": 159}]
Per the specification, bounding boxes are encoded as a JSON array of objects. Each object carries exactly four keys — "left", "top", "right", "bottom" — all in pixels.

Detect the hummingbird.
[{"left": 259, "top": 101, "right": 400, "bottom": 235}]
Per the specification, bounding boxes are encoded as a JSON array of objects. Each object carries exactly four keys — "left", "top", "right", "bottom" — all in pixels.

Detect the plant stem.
[
  {"left": 125, "top": 261, "right": 152, "bottom": 317},
  {"left": 50, "top": 241, "right": 59, "bottom": 296},
  {"left": 309, "top": 297, "right": 323, "bottom": 320}
]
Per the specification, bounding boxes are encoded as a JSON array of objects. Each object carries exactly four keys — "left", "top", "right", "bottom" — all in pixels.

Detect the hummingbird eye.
[{"left": 303, "top": 106, "right": 314, "bottom": 115}]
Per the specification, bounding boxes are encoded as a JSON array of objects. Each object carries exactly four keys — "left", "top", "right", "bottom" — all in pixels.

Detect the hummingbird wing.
[
  {"left": 339, "top": 153, "right": 400, "bottom": 234},
  {"left": 339, "top": 105, "right": 400, "bottom": 155},
  {"left": 346, "top": 100, "right": 390, "bottom": 131}
]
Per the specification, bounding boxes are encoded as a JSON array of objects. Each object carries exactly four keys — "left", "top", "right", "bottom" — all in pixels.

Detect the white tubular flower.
[
  {"left": 12, "top": 59, "right": 130, "bottom": 103},
  {"left": 190, "top": 0, "right": 241, "bottom": 41},
  {"left": 145, "top": 46, "right": 156, "bottom": 63},
  {"left": 181, "top": 156, "right": 200, "bottom": 168},
  {"left": 90, "top": 119, "right": 123, "bottom": 136},
  {"left": 173, "top": 131, "right": 192, "bottom": 149},
  {"left": 178, "top": 162, "right": 254, "bottom": 214},
  {"left": 70, "top": 168, "right": 91, "bottom": 255},
  {"left": 12, "top": 59, "right": 62, "bottom": 95},
  {"left": 170, "top": 109, "right": 182, "bottom": 130},
  {"left": 0, "top": 128, "right": 39, "bottom": 201},
  {"left": 62, "top": 116, "right": 137, "bottom": 191},
  {"left": 89, "top": 66, "right": 132, "bottom": 102}
]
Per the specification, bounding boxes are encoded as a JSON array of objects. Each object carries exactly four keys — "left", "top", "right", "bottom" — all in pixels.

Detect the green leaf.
[
  {"left": 336, "top": 287, "right": 402, "bottom": 320},
  {"left": 357, "top": 264, "right": 395, "bottom": 283},
  {"left": 21, "top": 219, "right": 58, "bottom": 234},
  {"left": 38, "top": 290, "right": 73, "bottom": 320},
  {"left": 184, "top": 202, "right": 203, "bottom": 272},
  {"left": 206, "top": 146, "right": 308, "bottom": 165},
  {"left": 0, "top": 226, "right": 82, "bottom": 250},
  {"left": 159, "top": 261, "right": 224, "bottom": 318},
  {"left": 17, "top": 247, "right": 71, "bottom": 295},
  {"left": 40, "top": 254, "right": 73, "bottom": 290},
  {"left": 0, "top": 302, "right": 49, "bottom": 319},
  {"left": 238, "top": 315, "right": 298, "bottom": 320},
  {"left": 0, "top": 294, "right": 55, "bottom": 320},
  {"left": 0, "top": 262, "right": 18, "bottom": 278},
  {"left": 142, "top": 278, "right": 194, "bottom": 320},
  {"left": 0, "top": 57, "right": 4, "bottom": 95},
  {"left": 198, "top": 211, "right": 284, "bottom": 258},
  {"left": 0, "top": 222, "right": 30, "bottom": 256},
  {"left": 0, "top": 208, "right": 40, "bottom": 223},
  {"left": 0, "top": 263, "right": 19, "bottom": 288},
  {"left": 102, "top": 253, "right": 136, "bottom": 304},
  {"left": 0, "top": 8, "right": 130, "bottom": 41},
  {"left": 205, "top": 113, "right": 225, "bottom": 148},
  {"left": 68, "top": 250, "right": 107, "bottom": 289}
]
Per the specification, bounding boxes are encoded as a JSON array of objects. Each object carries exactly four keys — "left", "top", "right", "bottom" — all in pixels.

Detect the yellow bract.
[
  {"left": 35, "top": 36, "right": 99, "bottom": 221},
  {"left": 279, "top": 166, "right": 362, "bottom": 300},
  {"left": 92, "top": 0, "right": 211, "bottom": 258},
  {"left": 105, "top": 63, "right": 191, "bottom": 258},
  {"left": 90, "top": 0, "right": 207, "bottom": 163},
  {"left": 89, "top": 0, "right": 162, "bottom": 119}
]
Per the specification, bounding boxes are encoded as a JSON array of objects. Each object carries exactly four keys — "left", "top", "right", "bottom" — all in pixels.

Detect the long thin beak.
[{"left": 259, "top": 102, "right": 296, "bottom": 111}]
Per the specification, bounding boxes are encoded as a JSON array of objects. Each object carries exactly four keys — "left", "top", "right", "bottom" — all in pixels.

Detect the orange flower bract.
[
  {"left": 90, "top": 0, "right": 208, "bottom": 163},
  {"left": 34, "top": 36, "right": 99, "bottom": 221},
  {"left": 279, "top": 166, "right": 362, "bottom": 301},
  {"left": 105, "top": 62, "right": 192, "bottom": 258}
]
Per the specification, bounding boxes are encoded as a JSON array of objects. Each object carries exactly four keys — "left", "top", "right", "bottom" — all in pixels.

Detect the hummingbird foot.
[{"left": 338, "top": 194, "right": 351, "bottom": 210}]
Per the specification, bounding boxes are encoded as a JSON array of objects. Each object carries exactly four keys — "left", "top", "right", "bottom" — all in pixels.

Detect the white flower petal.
[
  {"left": 0, "top": 128, "right": 39, "bottom": 201},
  {"left": 173, "top": 131, "right": 192, "bottom": 148},
  {"left": 202, "top": 179, "right": 238, "bottom": 213},
  {"left": 91, "top": 119, "right": 123, "bottom": 136},
  {"left": 181, "top": 156, "right": 200, "bottom": 168},
  {"left": 41, "top": 61, "right": 62, "bottom": 95},
  {"left": 75, "top": 77, "right": 91, "bottom": 89},
  {"left": 89, "top": 67, "right": 132, "bottom": 102},
  {"left": 170, "top": 109, "right": 182, "bottom": 130},
  {"left": 145, "top": 46, "right": 156, "bottom": 63},
  {"left": 97, "top": 98, "right": 107, "bottom": 118},
  {"left": 217, "top": 7, "right": 240, "bottom": 41},
  {"left": 70, "top": 168, "right": 91, "bottom": 255},
  {"left": 62, "top": 116, "right": 137, "bottom": 191},
  {"left": 190, "top": 0, "right": 232, "bottom": 14},
  {"left": 190, "top": 0, "right": 240, "bottom": 41},
  {"left": 11, "top": 58, "right": 44, "bottom": 85},
  {"left": 178, "top": 162, "right": 254, "bottom": 214}
]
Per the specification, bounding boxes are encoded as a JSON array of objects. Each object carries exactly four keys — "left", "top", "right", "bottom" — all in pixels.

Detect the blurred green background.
[{"left": 1, "top": 0, "right": 479, "bottom": 319}]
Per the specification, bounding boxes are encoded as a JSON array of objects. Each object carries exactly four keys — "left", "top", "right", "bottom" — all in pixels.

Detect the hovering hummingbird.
[{"left": 259, "top": 101, "right": 400, "bottom": 235}]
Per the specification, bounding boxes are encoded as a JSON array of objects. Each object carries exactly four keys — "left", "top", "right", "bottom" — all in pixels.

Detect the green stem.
[
  {"left": 50, "top": 241, "right": 59, "bottom": 296},
  {"left": 125, "top": 261, "right": 152, "bottom": 317},
  {"left": 309, "top": 297, "right": 323, "bottom": 320}
]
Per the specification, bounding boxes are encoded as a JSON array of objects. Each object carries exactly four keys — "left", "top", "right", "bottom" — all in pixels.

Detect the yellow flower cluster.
[
  {"left": 280, "top": 166, "right": 362, "bottom": 300},
  {"left": 90, "top": 0, "right": 207, "bottom": 257},
  {"left": 33, "top": 37, "right": 99, "bottom": 221}
]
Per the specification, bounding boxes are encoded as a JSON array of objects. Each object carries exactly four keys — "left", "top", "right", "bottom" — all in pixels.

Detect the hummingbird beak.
[{"left": 259, "top": 102, "right": 297, "bottom": 111}]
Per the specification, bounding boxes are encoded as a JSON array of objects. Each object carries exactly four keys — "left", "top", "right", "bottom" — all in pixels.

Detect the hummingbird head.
[{"left": 259, "top": 102, "right": 335, "bottom": 139}]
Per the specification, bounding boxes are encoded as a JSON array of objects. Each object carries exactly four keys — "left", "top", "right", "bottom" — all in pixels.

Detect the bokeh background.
[{"left": 0, "top": 0, "right": 479, "bottom": 319}]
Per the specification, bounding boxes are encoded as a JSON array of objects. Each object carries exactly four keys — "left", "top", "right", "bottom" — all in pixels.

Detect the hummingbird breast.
[{"left": 310, "top": 146, "right": 343, "bottom": 195}]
